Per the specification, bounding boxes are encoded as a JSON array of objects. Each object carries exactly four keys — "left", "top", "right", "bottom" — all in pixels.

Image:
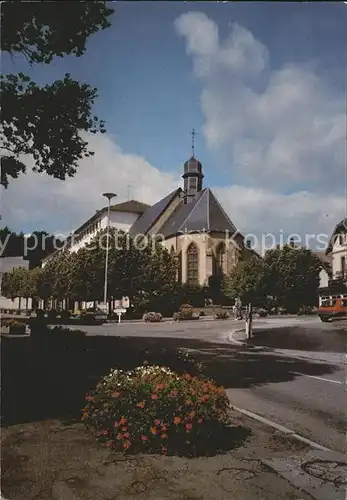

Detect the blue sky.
[{"left": 2, "top": 1, "right": 347, "bottom": 247}]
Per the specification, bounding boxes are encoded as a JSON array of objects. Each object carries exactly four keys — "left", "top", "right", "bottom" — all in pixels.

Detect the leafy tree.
[
  {"left": 264, "top": 245, "right": 322, "bottom": 312},
  {"left": 43, "top": 229, "right": 178, "bottom": 313},
  {"left": 223, "top": 257, "right": 269, "bottom": 307},
  {"left": 223, "top": 246, "right": 322, "bottom": 312},
  {"left": 1, "top": 266, "right": 28, "bottom": 310},
  {"left": 1, "top": 1, "right": 114, "bottom": 187}
]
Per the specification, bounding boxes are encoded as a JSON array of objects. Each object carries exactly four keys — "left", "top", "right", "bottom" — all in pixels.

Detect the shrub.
[
  {"left": 180, "top": 304, "right": 193, "bottom": 311},
  {"left": 2, "top": 319, "right": 26, "bottom": 327},
  {"left": 60, "top": 310, "right": 71, "bottom": 320},
  {"left": 82, "top": 365, "right": 230, "bottom": 455},
  {"left": 214, "top": 309, "right": 230, "bottom": 320},
  {"left": 177, "top": 304, "right": 194, "bottom": 320},
  {"left": 47, "top": 309, "right": 58, "bottom": 321},
  {"left": 4, "top": 319, "right": 27, "bottom": 334},
  {"left": 143, "top": 312, "right": 163, "bottom": 323}
]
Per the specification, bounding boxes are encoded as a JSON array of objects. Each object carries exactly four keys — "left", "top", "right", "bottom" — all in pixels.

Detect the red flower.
[
  {"left": 155, "top": 419, "right": 161, "bottom": 426},
  {"left": 123, "top": 440, "right": 131, "bottom": 450},
  {"left": 123, "top": 432, "right": 129, "bottom": 438},
  {"left": 185, "top": 423, "right": 193, "bottom": 431},
  {"left": 121, "top": 427, "right": 127, "bottom": 431},
  {"left": 119, "top": 416, "right": 127, "bottom": 425},
  {"left": 161, "top": 446, "right": 167, "bottom": 455},
  {"left": 85, "top": 394, "right": 93, "bottom": 401},
  {"left": 151, "top": 394, "right": 158, "bottom": 400},
  {"left": 161, "top": 425, "right": 167, "bottom": 431},
  {"left": 141, "top": 435, "right": 148, "bottom": 441},
  {"left": 105, "top": 440, "right": 113, "bottom": 448},
  {"left": 102, "top": 429, "right": 109, "bottom": 436},
  {"left": 156, "top": 384, "right": 164, "bottom": 391}
]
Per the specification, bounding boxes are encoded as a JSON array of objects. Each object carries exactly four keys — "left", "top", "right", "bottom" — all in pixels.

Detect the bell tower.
[{"left": 182, "top": 129, "right": 204, "bottom": 204}]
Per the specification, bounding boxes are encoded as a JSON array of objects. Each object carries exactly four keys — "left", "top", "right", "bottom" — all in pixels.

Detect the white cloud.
[
  {"left": 1, "top": 12, "right": 345, "bottom": 252},
  {"left": 175, "top": 12, "right": 345, "bottom": 194},
  {"left": 1, "top": 133, "right": 181, "bottom": 235},
  {"left": 2, "top": 129, "right": 344, "bottom": 251}
]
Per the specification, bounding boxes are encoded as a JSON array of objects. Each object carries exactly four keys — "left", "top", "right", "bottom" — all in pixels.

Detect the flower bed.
[
  {"left": 82, "top": 365, "right": 230, "bottom": 455},
  {"left": 143, "top": 312, "right": 163, "bottom": 323},
  {"left": 173, "top": 304, "right": 200, "bottom": 321},
  {"left": 2, "top": 319, "right": 27, "bottom": 334},
  {"left": 214, "top": 309, "right": 230, "bottom": 320}
]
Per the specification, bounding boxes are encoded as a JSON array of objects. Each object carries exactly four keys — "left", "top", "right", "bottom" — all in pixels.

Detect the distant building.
[{"left": 318, "top": 218, "right": 347, "bottom": 303}]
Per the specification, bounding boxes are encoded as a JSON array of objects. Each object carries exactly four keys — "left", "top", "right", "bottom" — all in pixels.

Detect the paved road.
[
  {"left": 228, "top": 317, "right": 346, "bottom": 453},
  {"left": 55, "top": 316, "right": 346, "bottom": 453}
]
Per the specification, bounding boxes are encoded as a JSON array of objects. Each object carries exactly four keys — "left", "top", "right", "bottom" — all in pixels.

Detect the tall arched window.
[
  {"left": 187, "top": 243, "right": 199, "bottom": 286},
  {"left": 215, "top": 242, "right": 226, "bottom": 277},
  {"left": 177, "top": 251, "right": 182, "bottom": 283}
]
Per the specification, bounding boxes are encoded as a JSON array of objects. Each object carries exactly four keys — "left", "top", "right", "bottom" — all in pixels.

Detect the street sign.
[{"left": 114, "top": 307, "right": 126, "bottom": 323}]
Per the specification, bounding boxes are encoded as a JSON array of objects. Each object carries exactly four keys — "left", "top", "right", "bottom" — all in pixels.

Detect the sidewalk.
[{"left": 0, "top": 412, "right": 321, "bottom": 500}]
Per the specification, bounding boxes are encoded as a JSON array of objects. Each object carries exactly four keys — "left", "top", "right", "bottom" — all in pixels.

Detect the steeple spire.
[
  {"left": 190, "top": 128, "right": 197, "bottom": 157},
  {"left": 183, "top": 129, "right": 204, "bottom": 204}
]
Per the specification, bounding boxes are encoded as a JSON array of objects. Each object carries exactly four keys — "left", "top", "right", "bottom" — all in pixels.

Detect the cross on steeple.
[{"left": 190, "top": 128, "right": 197, "bottom": 157}]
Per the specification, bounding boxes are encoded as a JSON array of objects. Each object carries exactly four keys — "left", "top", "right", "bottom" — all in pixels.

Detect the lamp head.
[{"left": 102, "top": 192, "right": 117, "bottom": 201}]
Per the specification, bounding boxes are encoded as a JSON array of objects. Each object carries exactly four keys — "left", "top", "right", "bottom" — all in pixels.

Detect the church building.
[{"left": 42, "top": 147, "right": 257, "bottom": 286}]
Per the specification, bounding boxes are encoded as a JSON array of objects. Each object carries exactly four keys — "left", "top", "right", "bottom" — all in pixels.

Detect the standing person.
[{"left": 235, "top": 297, "right": 242, "bottom": 319}]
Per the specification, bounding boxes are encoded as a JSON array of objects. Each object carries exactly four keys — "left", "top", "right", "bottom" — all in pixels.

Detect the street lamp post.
[{"left": 102, "top": 192, "right": 117, "bottom": 314}]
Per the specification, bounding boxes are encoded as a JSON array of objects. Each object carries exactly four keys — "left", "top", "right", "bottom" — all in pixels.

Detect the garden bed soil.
[{"left": 1, "top": 412, "right": 311, "bottom": 500}]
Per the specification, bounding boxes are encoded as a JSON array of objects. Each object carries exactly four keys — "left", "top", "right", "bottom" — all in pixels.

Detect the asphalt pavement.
[
  {"left": 229, "top": 317, "right": 346, "bottom": 453},
  {"left": 54, "top": 315, "right": 347, "bottom": 453}
]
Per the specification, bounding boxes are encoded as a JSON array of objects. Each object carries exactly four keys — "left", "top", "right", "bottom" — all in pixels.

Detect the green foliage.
[
  {"left": 29, "top": 229, "right": 178, "bottom": 306},
  {"left": 1, "top": 1, "right": 114, "bottom": 187},
  {"left": 2, "top": 1, "right": 113, "bottom": 64},
  {"left": 223, "top": 257, "right": 269, "bottom": 307},
  {"left": 264, "top": 245, "right": 322, "bottom": 312},
  {"left": 82, "top": 365, "right": 230, "bottom": 455},
  {"left": 1, "top": 267, "right": 29, "bottom": 301},
  {"left": 223, "top": 245, "right": 322, "bottom": 312}
]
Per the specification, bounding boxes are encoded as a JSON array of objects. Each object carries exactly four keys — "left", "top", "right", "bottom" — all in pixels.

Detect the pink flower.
[
  {"left": 151, "top": 394, "right": 158, "bottom": 400},
  {"left": 141, "top": 435, "right": 148, "bottom": 441},
  {"left": 155, "top": 419, "right": 161, "bottom": 426},
  {"left": 185, "top": 423, "right": 193, "bottom": 431}
]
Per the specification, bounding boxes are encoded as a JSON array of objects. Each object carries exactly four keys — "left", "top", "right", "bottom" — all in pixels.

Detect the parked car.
[
  {"left": 80, "top": 307, "right": 107, "bottom": 323},
  {"left": 318, "top": 297, "right": 347, "bottom": 322}
]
